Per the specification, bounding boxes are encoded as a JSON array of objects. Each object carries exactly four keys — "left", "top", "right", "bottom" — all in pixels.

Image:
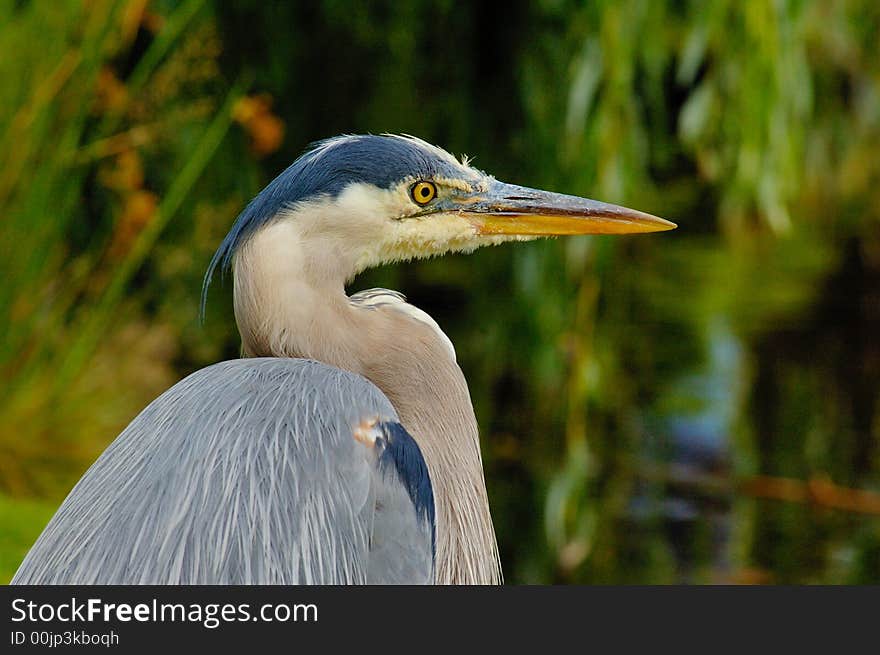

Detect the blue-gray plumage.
[
  {"left": 374, "top": 421, "right": 436, "bottom": 555},
  {"left": 13, "top": 359, "right": 434, "bottom": 584},
  {"left": 14, "top": 134, "right": 674, "bottom": 585}
]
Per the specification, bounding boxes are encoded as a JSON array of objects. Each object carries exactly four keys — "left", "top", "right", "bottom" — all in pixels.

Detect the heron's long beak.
[{"left": 458, "top": 180, "right": 676, "bottom": 235}]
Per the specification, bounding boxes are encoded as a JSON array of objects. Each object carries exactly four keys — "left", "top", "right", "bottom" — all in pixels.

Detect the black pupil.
[{"left": 419, "top": 186, "right": 430, "bottom": 197}]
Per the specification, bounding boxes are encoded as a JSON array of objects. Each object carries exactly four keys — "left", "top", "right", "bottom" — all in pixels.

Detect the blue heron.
[{"left": 13, "top": 134, "right": 674, "bottom": 584}]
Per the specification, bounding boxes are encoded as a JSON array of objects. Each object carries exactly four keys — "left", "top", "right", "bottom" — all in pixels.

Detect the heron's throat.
[{"left": 232, "top": 221, "right": 357, "bottom": 361}]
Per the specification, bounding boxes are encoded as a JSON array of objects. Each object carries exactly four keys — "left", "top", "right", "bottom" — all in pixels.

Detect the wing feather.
[{"left": 12, "top": 358, "right": 434, "bottom": 584}]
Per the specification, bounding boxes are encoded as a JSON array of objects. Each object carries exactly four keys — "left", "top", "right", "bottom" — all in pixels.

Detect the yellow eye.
[{"left": 410, "top": 181, "right": 437, "bottom": 205}]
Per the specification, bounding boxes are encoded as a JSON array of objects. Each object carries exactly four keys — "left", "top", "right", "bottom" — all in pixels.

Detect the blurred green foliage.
[
  {"left": 1, "top": 0, "right": 878, "bottom": 584},
  {"left": 0, "top": 494, "right": 55, "bottom": 583}
]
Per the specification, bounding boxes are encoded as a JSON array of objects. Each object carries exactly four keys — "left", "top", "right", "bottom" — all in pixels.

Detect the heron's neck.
[
  {"left": 233, "top": 222, "right": 502, "bottom": 584},
  {"left": 232, "top": 222, "right": 354, "bottom": 360}
]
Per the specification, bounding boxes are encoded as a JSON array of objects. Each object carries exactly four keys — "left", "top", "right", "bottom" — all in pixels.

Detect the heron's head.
[{"left": 203, "top": 134, "right": 674, "bottom": 304}]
